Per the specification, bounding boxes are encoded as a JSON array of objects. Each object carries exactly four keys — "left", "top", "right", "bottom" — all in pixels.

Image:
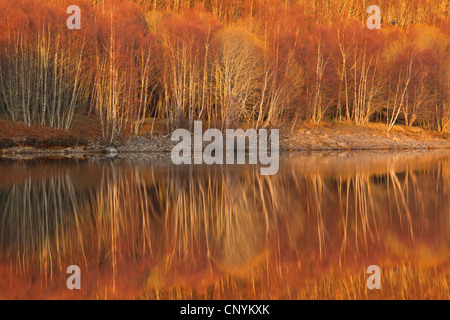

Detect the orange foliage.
[{"left": 0, "top": 0, "right": 448, "bottom": 137}]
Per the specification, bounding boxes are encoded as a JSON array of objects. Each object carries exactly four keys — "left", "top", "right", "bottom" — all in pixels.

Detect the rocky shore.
[
  {"left": 1, "top": 120, "right": 449, "bottom": 160},
  {"left": 283, "top": 126, "right": 450, "bottom": 151}
]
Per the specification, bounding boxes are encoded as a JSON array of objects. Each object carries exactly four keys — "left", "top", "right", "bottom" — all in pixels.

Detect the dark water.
[{"left": 0, "top": 151, "right": 449, "bottom": 299}]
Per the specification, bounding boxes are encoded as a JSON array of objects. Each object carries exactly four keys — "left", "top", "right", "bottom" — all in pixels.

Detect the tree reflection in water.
[{"left": 0, "top": 152, "right": 449, "bottom": 299}]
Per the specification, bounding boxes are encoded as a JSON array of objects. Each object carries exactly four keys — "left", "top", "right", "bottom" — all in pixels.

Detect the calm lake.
[{"left": 0, "top": 151, "right": 449, "bottom": 299}]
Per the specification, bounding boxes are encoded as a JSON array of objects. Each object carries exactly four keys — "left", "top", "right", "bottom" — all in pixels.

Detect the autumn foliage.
[{"left": 0, "top": 0, "right": 449, "bottom": 141}]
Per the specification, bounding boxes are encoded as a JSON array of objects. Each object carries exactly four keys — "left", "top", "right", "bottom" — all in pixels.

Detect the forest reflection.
[{"left": 0, "top": 152, "right": 449, "bottom": 299}]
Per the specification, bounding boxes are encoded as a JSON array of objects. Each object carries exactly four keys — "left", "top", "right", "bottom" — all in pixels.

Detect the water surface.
[{"left": 0, "top": 151, "right": 449, "bottom": 299}]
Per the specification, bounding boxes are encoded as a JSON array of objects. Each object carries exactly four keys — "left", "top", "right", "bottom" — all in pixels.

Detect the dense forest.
[{"left": 0, "top": 0, "right": 448, "bottom": 142}]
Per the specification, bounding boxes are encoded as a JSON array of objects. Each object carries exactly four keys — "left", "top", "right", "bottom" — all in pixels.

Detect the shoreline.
[
  {"left": 1, "top": 119, "right": 449, "bottom": 160},
  {"left": 1, "top": 135, "right": 449, "bottom": 161}
]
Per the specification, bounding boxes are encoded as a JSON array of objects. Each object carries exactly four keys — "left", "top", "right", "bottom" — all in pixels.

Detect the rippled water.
[{"left": 0, "top": 151, "right": 449, "bottom": 299}]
